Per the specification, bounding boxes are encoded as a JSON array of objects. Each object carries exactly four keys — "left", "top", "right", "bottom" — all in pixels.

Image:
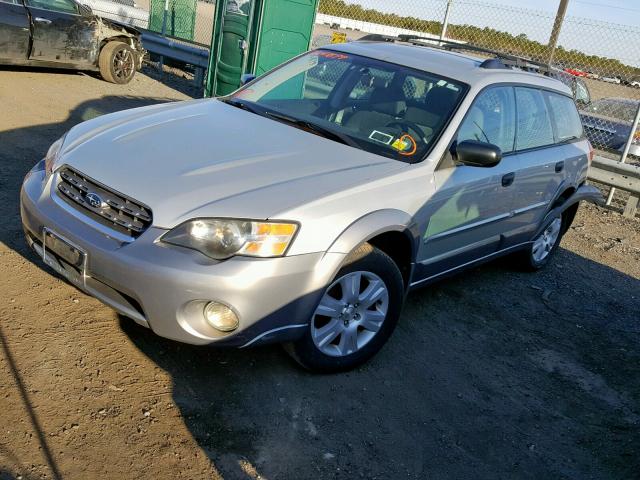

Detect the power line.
[{"left": 573, "top": 0, "right": 640, "bottom": 13}]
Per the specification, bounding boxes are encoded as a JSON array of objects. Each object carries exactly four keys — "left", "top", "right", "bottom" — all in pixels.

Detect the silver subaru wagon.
[{"left": 21, "top": 38, "right": 601, "bottom": 372}]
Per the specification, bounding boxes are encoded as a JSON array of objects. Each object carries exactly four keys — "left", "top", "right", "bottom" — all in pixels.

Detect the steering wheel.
[{"left": 384, "top": 120, "right": 427, "bottom": 141}]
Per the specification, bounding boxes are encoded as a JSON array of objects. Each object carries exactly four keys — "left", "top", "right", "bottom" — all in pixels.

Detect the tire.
[
  {"left": 285, "top": 243, "right": 404, "bottom": 373},
  {"left": 516, "top": 212, "right": 567, "bottom": 271},
  {"left": 99, "top": 41, "right": 137, "bottom": 84}
]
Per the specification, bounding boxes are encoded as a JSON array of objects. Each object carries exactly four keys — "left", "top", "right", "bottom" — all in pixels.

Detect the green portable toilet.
[
  {"left": 206, "top": 0, "right": 319, "bottom": 97},
  {"left": 149, "top": 0, "right": 197, "bottom": 42}
]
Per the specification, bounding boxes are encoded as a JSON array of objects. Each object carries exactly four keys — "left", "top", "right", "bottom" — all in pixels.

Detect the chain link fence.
[
  {"left": 313, "top": 0, "right": 640, "bottom": 214},
  {"left": 84, "top": 0, "right": 214, "bottom": 45}
]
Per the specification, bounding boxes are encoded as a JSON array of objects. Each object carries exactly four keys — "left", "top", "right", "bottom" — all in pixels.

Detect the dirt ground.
[{"left": 0, "top": 66, "right": 639, "bottom": 480}]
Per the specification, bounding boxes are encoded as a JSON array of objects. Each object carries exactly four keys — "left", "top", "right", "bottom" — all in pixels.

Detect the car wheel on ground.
[
  {"left": 517, "top": 213, "right": 567, "bottom": 271},
  {"left": 285, "top": 243, "right": 404, "bottom": 373},
  {"left": 99, "top": 41, "right": 137, "bottom": 84}
]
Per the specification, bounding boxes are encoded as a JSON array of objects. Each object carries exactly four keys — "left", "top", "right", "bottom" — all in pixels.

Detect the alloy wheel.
[
  {"left": 113, "top": 48, "right": 134, "bottom": 80},
  {"left": 311, "top": 271, "right": 389, "bottom": 357},
  {"left": 532, "top": 217, "right": 562, "bottom": 262}
]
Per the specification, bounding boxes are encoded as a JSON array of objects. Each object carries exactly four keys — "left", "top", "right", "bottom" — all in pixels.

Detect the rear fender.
[{"left": 534, "top": 184, "right": 602, "bottom": 237}]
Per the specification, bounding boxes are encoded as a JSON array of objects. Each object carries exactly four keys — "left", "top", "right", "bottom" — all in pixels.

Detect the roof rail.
[
  {"left": 355, "top": 34, "right": 554, "bottom": 75},
  {"left": 358, "top": 34, "right": 397, "bottom": 42}
]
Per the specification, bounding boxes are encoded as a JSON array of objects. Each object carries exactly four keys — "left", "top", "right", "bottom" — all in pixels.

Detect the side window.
[
  {"left": 348, "top": 67, "right": 395, "bottom": 101},
  {"left": 457, "top": 86, "right": 516, "bottom": 153},
  {"left": 546, "top": 92, "right": 584, "bottom": 141},
  {"left": 402, "top": 76, "right": 429, "bottom": 101},
  {"left": 575, "top": 79, "right": 590, "bottom": 105},
  {"left": 26, "top": 0, "right": 79, "bottom": 14},
  {"left": 515, "top": 87, "right": 554, "bottom": 150},
  {"left": 260, "top": 56, "right": 349, "bottom": 102}
]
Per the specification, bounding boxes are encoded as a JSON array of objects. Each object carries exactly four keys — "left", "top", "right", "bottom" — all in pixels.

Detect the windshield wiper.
[
  {"left": 265, "top": 111, "right": 360, "bottom": 148},
  {"left": 220, "top": 97, "right": 264, "bottom": 115}
]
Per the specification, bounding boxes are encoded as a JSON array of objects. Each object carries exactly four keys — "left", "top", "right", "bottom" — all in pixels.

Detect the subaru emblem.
[{"left": 85, "top": 192, "right": 103, "bottom": 209}]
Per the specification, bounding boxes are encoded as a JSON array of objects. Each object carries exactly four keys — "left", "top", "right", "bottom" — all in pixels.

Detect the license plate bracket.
[{"left": 42, "top": 228, "right": 87, "bottom": 288}]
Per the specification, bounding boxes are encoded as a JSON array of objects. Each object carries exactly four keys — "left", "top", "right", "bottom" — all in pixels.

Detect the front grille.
[{"left": 57, "top": 166, "right": 152, "bottom": 237}]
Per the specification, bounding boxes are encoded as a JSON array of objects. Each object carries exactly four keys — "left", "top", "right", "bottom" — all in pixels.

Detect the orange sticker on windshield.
[{"left": 392, "top": 134, "right": 417, "bottom": 156}]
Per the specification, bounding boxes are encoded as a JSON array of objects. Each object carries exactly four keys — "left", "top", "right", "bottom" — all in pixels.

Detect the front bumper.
[{"left": 20, "top": 166, "right": 346, "bottom": 346}]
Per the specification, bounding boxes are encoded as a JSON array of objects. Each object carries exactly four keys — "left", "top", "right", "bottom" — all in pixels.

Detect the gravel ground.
[{"left": 0, "top": 66, "right": 639, "bottom": 480}]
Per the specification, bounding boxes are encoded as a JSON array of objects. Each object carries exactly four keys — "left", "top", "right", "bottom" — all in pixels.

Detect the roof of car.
[{"left": 324, "top": 41, "right": 573, "bottom": 96}]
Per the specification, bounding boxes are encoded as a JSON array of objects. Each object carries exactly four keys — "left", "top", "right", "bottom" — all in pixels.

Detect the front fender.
[{"left": 326, "top": 209, "right": 416, "bottom": 255}]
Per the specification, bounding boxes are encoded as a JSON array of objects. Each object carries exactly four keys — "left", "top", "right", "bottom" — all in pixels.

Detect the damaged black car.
[{"left": 0, "top": 0, "right": 145, "bottom": 84}]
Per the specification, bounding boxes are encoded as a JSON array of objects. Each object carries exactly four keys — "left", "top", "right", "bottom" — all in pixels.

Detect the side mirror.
[
  {"left": 240, "top": 73, "right": 256, "bottom": 86},
  {"left": 455, "top": 140, "right": 502, "bottom": 167}
]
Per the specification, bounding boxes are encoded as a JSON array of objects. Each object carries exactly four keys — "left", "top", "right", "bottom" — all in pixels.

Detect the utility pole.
[
  {"left": 440, "top": 0, "right": 453, "bottom": 44},
  {"left": 547, "top": 0, "right": 570, "bottom": 64}
]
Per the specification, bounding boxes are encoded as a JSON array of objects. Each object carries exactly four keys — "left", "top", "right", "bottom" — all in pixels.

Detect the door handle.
[
  {"left": 555, "top": 161, "right": 564, "bottom": 173},
  {"left": 501, "top": 172, "right": 515, "bottom": 187},
  {"left": 34, "top": 17, "right": 52, "bottom": 24}
]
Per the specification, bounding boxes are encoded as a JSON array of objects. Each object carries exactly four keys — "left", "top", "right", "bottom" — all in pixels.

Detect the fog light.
[{"left": 203, "top": 302, "right": 239, "bottom": 332}]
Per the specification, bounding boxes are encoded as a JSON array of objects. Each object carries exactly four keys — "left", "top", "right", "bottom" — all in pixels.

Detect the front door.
[
  {"left": 414, "top": 85, "right": 519, "bottom": 280},
  {"left": 0, "top": 0, "right": 30, "bottom": 62},
  {"left": 24, "top": 0, "right": 96, "bottom": 67},
  {"left": 214, "top": 0, "right": 255, "bottom": 96}
]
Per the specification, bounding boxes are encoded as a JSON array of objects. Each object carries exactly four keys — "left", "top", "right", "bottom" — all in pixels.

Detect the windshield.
[{"left": 228, "top": 50, "right": 467, "bottom": 161}]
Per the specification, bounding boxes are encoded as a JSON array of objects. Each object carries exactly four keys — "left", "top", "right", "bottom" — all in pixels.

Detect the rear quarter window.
[{"left": 545, "top": 92, "right": 584, "bottom": 142}]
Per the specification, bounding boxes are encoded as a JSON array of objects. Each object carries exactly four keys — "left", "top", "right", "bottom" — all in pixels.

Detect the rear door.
[
  {"left": 507, "top": 88, "right": 583, "bottom": 245},
  {"left": 24, "top": 0, "right": 97, "bottom": 67},
  {"left": 0, "top": 0, "right": 31, "bottom": 61},
  {"left": 414, "top": 86, "right": 518, "bottom": 279}
]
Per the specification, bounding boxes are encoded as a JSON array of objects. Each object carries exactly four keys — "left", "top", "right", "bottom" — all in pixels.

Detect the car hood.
[{"left": 59, "top": 99, "right": 405, "bottom": 228}]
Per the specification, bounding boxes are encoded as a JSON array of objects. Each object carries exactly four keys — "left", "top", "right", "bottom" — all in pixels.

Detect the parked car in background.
[
  {"left": 0, "top": 0, "right": 145, "bottom": 83},
  {"left": 553, "top": 70, "right": 592, "bottom": 107},
  {"left": 81, "top": 0, "right": 149, "bottom": 29},
  {"left": 526, "top": 65, "right": 592, "bottom": 107},
  {"left": 564, "top": 67, "right": 587, "bottom": 77},
  {"left": 631, "top": 80, "right": 640, "bottom": 89},
  {"left": 601, "top": 75, "right": 621, "bottom": 84},
  {"left": 21, "top": 39, "right": 600, "bottom": 372},
  {"left": 580, "top": 97, "right": 640, "bottom": 158}
]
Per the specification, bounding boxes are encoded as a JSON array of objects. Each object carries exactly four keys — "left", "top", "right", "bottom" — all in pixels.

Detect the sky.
[{"left": 353, "top": 0, "right": 640, "bottom": 67}]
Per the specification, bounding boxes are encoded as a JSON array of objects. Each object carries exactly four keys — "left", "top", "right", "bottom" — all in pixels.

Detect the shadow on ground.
[
  {"left": 122, "top": 247, "right": 640, "bottom": 480},
  {"left": 0, "top": 94, "right": 180, "bottom": 480}
]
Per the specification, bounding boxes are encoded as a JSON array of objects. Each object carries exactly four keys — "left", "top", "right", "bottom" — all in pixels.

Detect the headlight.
[
  {"left": 161, "top": 218, "right": 298, "bottom": 260},
  {"left": 44, "top": 135, "right": 66, "bottom": 176}
]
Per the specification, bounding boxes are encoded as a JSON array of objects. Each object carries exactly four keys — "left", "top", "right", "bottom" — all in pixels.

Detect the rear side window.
[
  {"left": 515, "top": 87, "right": 555, "bottom": 150},
  {"left": 457, "top": 86, "right": 516, "bottom": 153},
  {"left": 546, "top": 92, "right": 584, "bottom": 141}
]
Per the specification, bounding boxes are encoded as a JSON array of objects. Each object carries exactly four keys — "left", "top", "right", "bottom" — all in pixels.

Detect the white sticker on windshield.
[{"left": 369, "top": 130, "right": 394, "bottom": 145}]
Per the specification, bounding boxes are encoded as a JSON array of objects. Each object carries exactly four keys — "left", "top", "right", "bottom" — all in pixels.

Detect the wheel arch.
[{"left": 326, "top": 209, "right": 418, "bottom": 288}]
